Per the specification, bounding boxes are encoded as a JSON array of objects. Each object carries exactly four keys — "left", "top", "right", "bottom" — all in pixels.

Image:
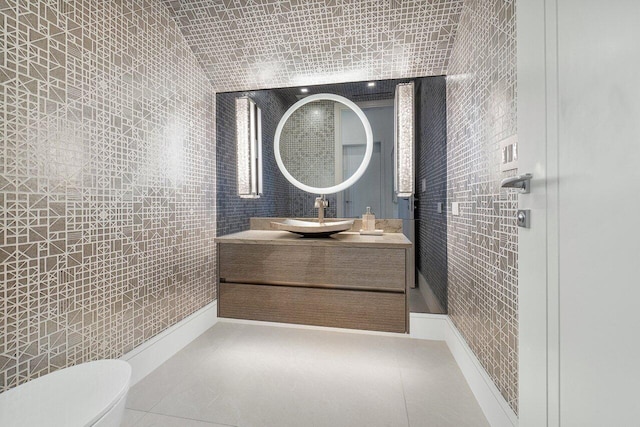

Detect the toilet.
[{"left": 0, "top": 360, "right": 131, "bottom": 427}]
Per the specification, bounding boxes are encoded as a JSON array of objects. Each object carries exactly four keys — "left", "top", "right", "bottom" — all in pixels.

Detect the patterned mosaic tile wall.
[
  {"left": 216, "top": 90, "right": 291, "bottom": 236},
  {"left": 445, "top": 0, "right": 518, "bottom": 412},
  {"left": 161, "top": 0, "right": 464, "bottom": 91},
  {"left": 0, "top": 0, "right": 216, "bottom": 391},
  {"left": 280, "top": 100, "right": 335, "bottom": 189},
  {"left": 415, "top": 76, "right": 448, "bottom": 311}
]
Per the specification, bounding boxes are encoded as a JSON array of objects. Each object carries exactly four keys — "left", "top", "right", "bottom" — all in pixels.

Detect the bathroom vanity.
[
  {"left": 218, "top": 92, "right": 413, "bottom": 333},
  {"left": 216, "top": 222, "right": 411, "bottom": 333}
]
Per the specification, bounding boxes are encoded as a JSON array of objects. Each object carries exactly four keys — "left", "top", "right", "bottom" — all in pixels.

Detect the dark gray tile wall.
[
  {"left": 216, "top": 80, "right": 416, "bottom": 230},
  {"left": 415, "top": 77, "right": 448, "bottom": 311},
  {"left": 215, "top": 91, "right": 291, "bottom": 236},
  {"left": 287, "top": 190, "right": 337, "bottom": 219}
]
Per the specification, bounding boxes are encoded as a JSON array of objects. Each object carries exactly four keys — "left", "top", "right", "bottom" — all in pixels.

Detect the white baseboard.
[
  {"left": 409, "top": 314, "right": 518, "bottom": 427},
  {"left": 444, "top": 317, "right": 518, "bottom": 426},
  {"left": 120, "top": 301, "right": 218, "bottom": 385},
  {"left": 409, "top": 312, "right": 448, "bottom": 340}
]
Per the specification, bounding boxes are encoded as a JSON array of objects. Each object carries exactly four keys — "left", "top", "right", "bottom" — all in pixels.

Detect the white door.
[
  {"left": 517, "top": 0, "right": 552, "bottom": 424},
  {"left": 518, "top": 1, "right": 640, "bottom": 425}
]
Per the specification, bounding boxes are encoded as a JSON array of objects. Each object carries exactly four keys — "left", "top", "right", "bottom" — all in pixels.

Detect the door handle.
[{"left": 500, "top": 173, "right": 533, "bottom": 194}]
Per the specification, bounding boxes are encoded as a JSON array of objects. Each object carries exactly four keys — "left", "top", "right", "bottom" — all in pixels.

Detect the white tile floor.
[{"left": 123, "top": 321, "right": 489, "bottom": 427}]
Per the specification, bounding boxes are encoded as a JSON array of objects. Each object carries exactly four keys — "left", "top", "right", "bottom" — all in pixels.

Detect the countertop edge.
[{"left": 215, "top": 230, "right": 412, "bottom": 248}]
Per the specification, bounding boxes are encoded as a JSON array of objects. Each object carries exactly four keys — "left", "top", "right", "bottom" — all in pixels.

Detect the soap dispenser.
[{"left": 363, "top": 207, "right": 375, "bottom": 231}]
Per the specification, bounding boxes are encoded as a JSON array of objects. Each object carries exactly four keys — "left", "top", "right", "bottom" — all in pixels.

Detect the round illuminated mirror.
[{"left": 274, "top": 93, "right": 373, "bottom": 195}]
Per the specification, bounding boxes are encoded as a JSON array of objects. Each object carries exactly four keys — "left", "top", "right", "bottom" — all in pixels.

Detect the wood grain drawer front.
[
  {"left": 219, "top": 283, "right": 406, "bottom": 333},
  {"left": 219, "top": 244, "right": 406, "bottom": 291}
]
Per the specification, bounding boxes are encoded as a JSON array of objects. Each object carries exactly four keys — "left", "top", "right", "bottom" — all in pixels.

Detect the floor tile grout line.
[
  {"left": 391, "top": 335, "right": 412, "bottom": 427},
  {"left": 397, "top": 364, "right": 413, "bottom": 427},
  {"left": 124, "top": 408, "right": 148, "bottom": 427},
  {"left": 131, "top": 410, "right": 147, "bottom": 427},
  {"left": 141, "top": 410, "right": 238, "bottom": 427},
  {"left": 120, "top": 408, "right": 148, "bottom": 427}
]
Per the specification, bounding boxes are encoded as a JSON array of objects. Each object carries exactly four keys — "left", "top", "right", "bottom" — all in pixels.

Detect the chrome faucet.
[{"left": 314, "top": 195, "right": 328, "bottom": 224}]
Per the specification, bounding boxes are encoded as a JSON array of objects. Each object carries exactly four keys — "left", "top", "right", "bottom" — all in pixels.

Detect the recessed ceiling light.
[
  {"left": 300, "top": 88, "right": 308, "bottom": 93},
  {"left": 367, "top": 82, "right": 376, "bottom": 87}
]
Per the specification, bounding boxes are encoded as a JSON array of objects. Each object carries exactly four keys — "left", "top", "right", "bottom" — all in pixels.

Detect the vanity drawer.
[
  {"left": 219, "top": 282, "right": 406, "bottom": 333},
  {"left": 218, "top": 243, "right": 406, "bottom": 291}
]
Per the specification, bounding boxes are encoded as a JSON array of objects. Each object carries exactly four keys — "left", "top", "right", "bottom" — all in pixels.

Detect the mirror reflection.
[
  {"left": 217, "top": 78, "right": 413, "bottom": 220},
  {"left": 278, "top": 99, "right": 366, "bottom": 189}
]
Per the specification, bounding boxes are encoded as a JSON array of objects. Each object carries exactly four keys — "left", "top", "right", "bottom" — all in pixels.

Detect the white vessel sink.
[{"left": 271, "top": 219, "right": 354, "bottom": 237}]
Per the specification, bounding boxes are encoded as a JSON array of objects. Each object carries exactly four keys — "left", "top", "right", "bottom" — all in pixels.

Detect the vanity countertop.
[
  {"left": 249, "top": 217, "right": 403, "bottom": 233},
  {"left": 215, "top": 230, "right": 411, "bottom": 249}
]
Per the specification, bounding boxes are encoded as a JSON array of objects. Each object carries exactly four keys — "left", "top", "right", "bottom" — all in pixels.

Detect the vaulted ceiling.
[{"left": 162, "top": 0, "right": 464, "bottom": 92}]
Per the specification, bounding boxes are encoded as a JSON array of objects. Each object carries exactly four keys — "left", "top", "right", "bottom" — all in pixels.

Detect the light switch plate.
[
  {"left": 500, "top": 135, "right": 518, "bottom": 172},
  {"left": 452, "top": 202, "right": 460, "bottom": 216},
  {"left": 437, "top": 202, "right": 443, "bottom": 213},
  {"left": 421, "top": 178, "right": 426, "bottom": 193}
]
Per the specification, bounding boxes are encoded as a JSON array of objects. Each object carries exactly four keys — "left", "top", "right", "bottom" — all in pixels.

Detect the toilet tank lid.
[{"left": 0, "top": 360, "right": 131, "bottom": 427}]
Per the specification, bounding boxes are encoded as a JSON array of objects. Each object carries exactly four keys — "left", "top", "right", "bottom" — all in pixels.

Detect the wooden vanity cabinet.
[{"left": 216, "top": 230, "right": 411, "bottom": 333}]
